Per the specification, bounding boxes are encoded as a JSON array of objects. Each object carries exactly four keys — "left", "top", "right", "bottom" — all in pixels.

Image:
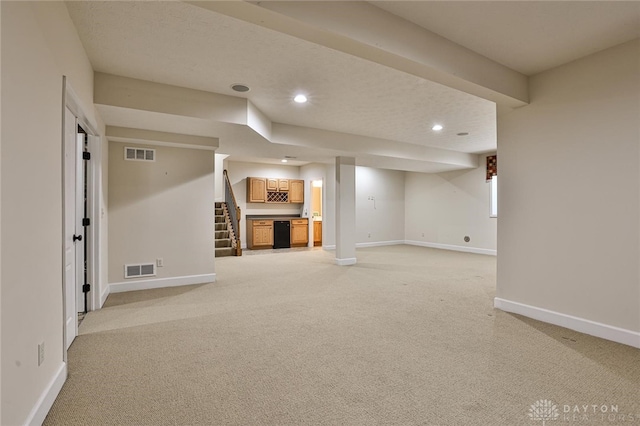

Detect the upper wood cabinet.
[
  {"left": 266, "top": 178, "right": 278, "bottom": 192},
  {"left": 289, "top": 180, "right": 304, "bottom": 204},
  {"left": 246, "top": 177, "right": 305, "bottom": 204},
  {"left": 247, "top": 177, "right": 266, "bottom": 203}
]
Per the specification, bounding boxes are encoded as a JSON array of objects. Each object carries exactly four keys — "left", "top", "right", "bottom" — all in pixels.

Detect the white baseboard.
[
  {"left": 335, "top": 257, "right": 357, "bottom": 266},
  {"left": 324, "top": 240, "right": 405, "bottom": 251},
  {"left": 26, "top": 362, "right": 67, "bottom": 426},
  {"left": 356, "top": 240, "right": 404, "bottom": 248},
  {"left": 100, "top": 284, "right": 110, "bottom": 308},
  {"left": 405, "top": 240, "right": 497, "bottom": 256},
  {"left": 494, "top": 297, "right": 640, "bottom": 349},
  {"left": 109, "top": 273, "right": 216, "bottom": 294}
]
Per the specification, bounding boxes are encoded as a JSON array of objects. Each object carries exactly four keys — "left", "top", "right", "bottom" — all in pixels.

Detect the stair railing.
[{"left": 223, "top": 169, "right": 242, "bottom": 256}]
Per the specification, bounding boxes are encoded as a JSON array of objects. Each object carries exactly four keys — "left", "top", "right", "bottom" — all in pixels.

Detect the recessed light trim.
[
  {"left": 432, "top": 124, "right": 443, "bottom": 131},
  {"left": 294, "top": 94, "right": 308, "bottom": 104},
  {"left": 231, "top": 84, "right": 250, "bottom": 93}
]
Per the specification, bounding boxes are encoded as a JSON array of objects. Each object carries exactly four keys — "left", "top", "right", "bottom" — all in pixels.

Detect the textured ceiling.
[
  {"left": 65, "top": 0, "right": 638, "bottom": 171},
  {"left": 373, "top": 1, "right": 640, "bottom": 76},
  {"left": 66, "top": 1, "right": 497, "bottom": 160}
]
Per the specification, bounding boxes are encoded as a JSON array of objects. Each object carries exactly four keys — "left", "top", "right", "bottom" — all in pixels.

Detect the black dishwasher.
[{"left": 273, "top": 221, "right": 291, "bottom": 249}]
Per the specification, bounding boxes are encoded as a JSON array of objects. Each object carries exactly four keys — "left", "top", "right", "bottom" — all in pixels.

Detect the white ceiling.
[
  {"left": 373, "top": 1, "right": 640, "bottom": 76},
  {"left": 66, "top": 1, "right": 639, "bottom": 171}
]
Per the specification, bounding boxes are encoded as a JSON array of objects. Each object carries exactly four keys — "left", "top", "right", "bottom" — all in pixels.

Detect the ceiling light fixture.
[
  {"left": 432, "top": 124, "right": 443, "bottom": 131},
  {"left": 281, "top": 159, "right": 288, "bottom": 163},
  {"left": 231, "top": 84, "right": 250, "bottom": 93},
  {"left": 294, "top": 94, "right": 308, "bottom": 104}
]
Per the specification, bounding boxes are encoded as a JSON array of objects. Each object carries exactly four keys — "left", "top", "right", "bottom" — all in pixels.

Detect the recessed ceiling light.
[
  {"left": 432, "top": 124, "right": 443, "bottom": 131},
  {"left": 231, "top": 84, "right": 250, "bottom": 93},
  {"left": 294, "top": 94, "right": 308, "bottom": 103},
  {"left": 457, "top": 132, "right": 469, "bottom": 136},
  {"left": 281, "top": 159, "right": 288, "bottom": 163}
]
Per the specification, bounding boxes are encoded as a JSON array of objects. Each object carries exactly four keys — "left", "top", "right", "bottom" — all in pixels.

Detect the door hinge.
[
  {"left": 82, "top": 218, "right": 90, "bottom": 227},
  {"left": 82, "top": 283, "right": 91, "bottom": 293},
  {"left": 82, "top": 152, "right": 91, "bottom": 161}
]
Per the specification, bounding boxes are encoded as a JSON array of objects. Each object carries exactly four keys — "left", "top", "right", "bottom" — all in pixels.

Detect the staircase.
[{"left": 215, "top": 202, "right": 235, "bottom": 257}]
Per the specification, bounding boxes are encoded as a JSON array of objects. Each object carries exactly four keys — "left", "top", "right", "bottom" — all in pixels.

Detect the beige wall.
[
  {"left": 355, "top": 166, "right": 405, "bottom": 245},
  {"left": 497, "top": 39, "right": 640, "bottom": 334},
  {"left": 404, "top": 154, "right": 497, "bottom": 252},
  {"left": 1, "top": 2, "right": 98, "bottom": 424},
  {"left": 108, "top": 142, "right": 215, "bottom": 283}
]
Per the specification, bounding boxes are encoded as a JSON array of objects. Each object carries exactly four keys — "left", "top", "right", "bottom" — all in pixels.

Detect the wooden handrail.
[{"left": 223, "top": 170, "right": 242, "bottom": 256}]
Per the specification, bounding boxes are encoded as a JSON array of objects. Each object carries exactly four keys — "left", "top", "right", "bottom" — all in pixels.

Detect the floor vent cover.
[{"left": 124, "top": 263, "right": 156, "bottom": 279}]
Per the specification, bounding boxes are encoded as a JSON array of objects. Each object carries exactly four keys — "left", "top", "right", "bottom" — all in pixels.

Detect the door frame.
[
  {"left": 308, "top": 178, "right": 324, "bottom": 247},
  {"left": 62, "top": 77, "right": 103, "bottom": 357}
]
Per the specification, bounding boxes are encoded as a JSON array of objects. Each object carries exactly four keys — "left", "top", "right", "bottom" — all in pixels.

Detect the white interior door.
[
  {"left": 64, "top": 107, "right": 82, "bottom": 349},
  {"left": 76, "top": 132, "right": 85, "bottom": 312}
]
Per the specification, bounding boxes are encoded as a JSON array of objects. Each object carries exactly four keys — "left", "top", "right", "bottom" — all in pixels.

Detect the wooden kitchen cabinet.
[
  {"left": 247, "top": 219, "right": 273, "bottom": 249},
  {"left": 246, "top": 177, "right": 304, "bottom": 204},
  {"left": 247, "top": 178, "right": 266, "bottom": 203},
  {"left": 291, "top": 218, "right": 308, "bottom": 247},
  {"left": 278, "top": 179, "right": 290, "bottom": 191},
  {"left": 313, "top": 221, "right": 322, "bottom": 246},
  {"left": 266, "top": 178, "right": 278, "bottom": 191},
  {"left": 289, "top": 179, "right": 304, "bottom": 203}
]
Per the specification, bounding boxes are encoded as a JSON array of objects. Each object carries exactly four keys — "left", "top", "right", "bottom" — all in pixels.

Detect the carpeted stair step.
[
  {"left": 215, "top": 223, "right": 227, "bottom": 231},
  {"left": 215, "top": 230, "right": 230, "bottom": 239},
  {"left": 215, "top": 215, "right": 226, "bottom": 223},
  {"left": 215, "top": 208, "right": 224, "bottom": 216},
  {"left": 215, "top": 247, "right": 234, "bottom": 257},
  {"left": 215, "top": 239, "right": 232, "bottom": 248}
]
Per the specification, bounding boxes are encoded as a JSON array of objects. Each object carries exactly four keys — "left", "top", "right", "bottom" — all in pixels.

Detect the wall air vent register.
[
  {"left": 125, "top": 147, "right": 156, "bottom": 162},
  {"left": 124, "top": 263, "right": 156, "bottom": 279}
]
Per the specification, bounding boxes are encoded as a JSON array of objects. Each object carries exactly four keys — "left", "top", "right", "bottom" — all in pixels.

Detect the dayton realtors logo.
[
  {"left": 528, "top": 400, "right": 560, "bottom": 425},
  {"left": 527, "top": 400, "right": 639, "bottom": 424}
]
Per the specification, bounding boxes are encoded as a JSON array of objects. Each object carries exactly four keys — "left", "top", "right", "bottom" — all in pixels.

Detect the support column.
[{"left": 335, "top": 156, "right": 356, "bottom": 266}]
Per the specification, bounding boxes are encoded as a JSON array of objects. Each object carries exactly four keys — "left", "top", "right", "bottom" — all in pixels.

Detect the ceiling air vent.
[
  {"left": 124, "top": 263, "right": 156, "bottom": 279},
  {"left": 125, "top": 147, "right": 156, "bottom": 162}
]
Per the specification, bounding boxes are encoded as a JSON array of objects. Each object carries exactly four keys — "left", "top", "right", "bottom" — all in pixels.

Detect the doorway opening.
[
  {"left": 63, "top": 77, "right": 102, "bottom": 353},
  {"left": 311, "top": 180, "right": 323, "bottom": 247}
]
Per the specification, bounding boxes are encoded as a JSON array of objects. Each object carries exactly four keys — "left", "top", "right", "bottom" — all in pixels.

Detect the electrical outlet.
[
  {"left": 156, "top": 258, "right": 163, "bottom": 267},
  {"left": 38, "top": 342, "right": 45, "bottom": 366}
]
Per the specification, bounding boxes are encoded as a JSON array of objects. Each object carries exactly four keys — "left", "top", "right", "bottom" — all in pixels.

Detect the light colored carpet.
[{"left": 44, "top": 245, "right": 639, "bottom": 425}]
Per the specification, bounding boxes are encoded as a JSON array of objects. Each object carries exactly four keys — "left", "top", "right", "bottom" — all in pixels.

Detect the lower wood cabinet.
[
  {"left": 291, "top": 219, "right": 308, "bottom": 247},
  {"left": 313, "top": 221, "right": 322, "bottom": 246},
  {"left": 246, "top": 218, "right": 308, "bottom": 249},
  {"left": 246, "top": 219, "right": 273, "bottom": 249}
]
